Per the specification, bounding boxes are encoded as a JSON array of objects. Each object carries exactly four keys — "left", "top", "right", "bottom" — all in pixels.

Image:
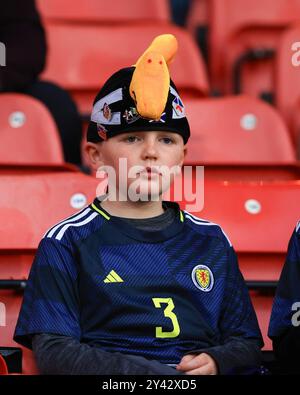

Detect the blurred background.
[{"left": 0, "top": 0, "right": 300, "bottom": 375}]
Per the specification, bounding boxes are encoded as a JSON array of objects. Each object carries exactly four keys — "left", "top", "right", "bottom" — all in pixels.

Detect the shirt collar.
[{"left": 90, "top": 197, "right": 185, "bottom": 243}]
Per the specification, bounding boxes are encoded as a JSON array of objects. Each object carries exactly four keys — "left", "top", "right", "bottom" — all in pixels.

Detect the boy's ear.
[
  {"left": 183, "top": 144, "right": 188, "bottom": 159},
  {"left": 84, "top": 142, "right": 104, "bottom": 170}
]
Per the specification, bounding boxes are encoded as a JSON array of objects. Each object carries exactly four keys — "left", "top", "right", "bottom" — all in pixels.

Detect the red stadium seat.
[
  {"left": 0, "top": 172, "right": 98, "bottom": 251},
  {"left": 0, "top": 292, "right": 37, "bottom": 374},
  {"left": 166, "top": 177, "right": 300, "bottom": 348},
  {"left": 36, "top": 0, "right": 170, "bottom": 23},
  {"left": 250, "top": 292, "right": 273, "bottom": 350},
  {"left": 168, "top": 178, "right": 300, "bottom": 280},
  {"left": 275, "top": 24, "right": 300, "bottom": 147},
  {"left": 0, "top": 94, "right": 64, "bottom": 167},
  {"left": 0, "top": 171, "right": 98, "bottom": 374},
  {"left": 209, "top": 0, "right": 300, "bottom": 97},
  {"left": 184, "top": 95, "right": 298, "bottom": 178},
  {"left": 41, "top": 23, "right": 209, "bottom": 115},
  {"left": 0, "top": 353, "right": 8, "bottom": 375}
]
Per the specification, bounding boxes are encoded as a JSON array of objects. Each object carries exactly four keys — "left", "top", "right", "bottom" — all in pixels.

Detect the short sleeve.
[
  {"left": 268, "top": 228, "right": 300, "bottom": 338},
  {"left": 219, "top": 246, "right": 264, "bottom": 347},
  {"left": 14, "top": 237, "right": 81, "bottom": 349}
]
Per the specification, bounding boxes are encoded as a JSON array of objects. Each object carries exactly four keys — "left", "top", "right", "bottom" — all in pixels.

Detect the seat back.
[
  {"left": 250, "top": 292, "right": 274, "bottom": 350},
  {"left": 174, "top": 179, "right": 300, "bottom": 253},
  {"left": 210, "top": 0, "right": 300, "bottom": 96},
  {"left": 0, "top": 94, "right": 64, "bottom": 166},
  {"left": 36, "top": 0, "right": 170, "bottom": 23},
  {"left": 185, "top": 95, "right": 296, "bottom": 164},
  {"left": 276, "top": 24, "right": 300, "bottom": 145},
  {"left": 0, "top": 172, "right": 98, "bottom": 250},
  {"left": 167, "top": 177, "right": 299, "bottom": 279}
]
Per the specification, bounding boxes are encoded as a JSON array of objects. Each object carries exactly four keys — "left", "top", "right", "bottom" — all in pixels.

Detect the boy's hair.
[{"left": 87, "top": 67, "right": 190, "bottom": 144}]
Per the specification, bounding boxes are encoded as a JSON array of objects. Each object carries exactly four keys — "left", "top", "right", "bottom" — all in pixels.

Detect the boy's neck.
[{"left": 99, "top": 197, "right": 165, "bottom": 219}]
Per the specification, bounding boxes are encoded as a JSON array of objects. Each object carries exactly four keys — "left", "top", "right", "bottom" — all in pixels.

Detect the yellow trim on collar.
[
  {"left": 92, "top": 203, "right": 183, "bottom": 223},
  {"left": 180, "top": 211, "right": 184, "bottom": 222},
  {"left": 91, "top": 203, "right": 110, "bottom": 220}
]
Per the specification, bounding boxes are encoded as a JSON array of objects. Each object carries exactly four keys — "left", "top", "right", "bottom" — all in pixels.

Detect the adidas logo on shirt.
[{"left": 104, "top": 270, "right": 124, "bottom": 283}]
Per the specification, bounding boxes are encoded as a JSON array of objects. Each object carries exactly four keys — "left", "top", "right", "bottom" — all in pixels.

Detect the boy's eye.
[
  {"left": 122, "top": 135, "right": 174, "bottom": 144},
  {"left": 124, "top": 135, "right": 140, "bottom": 143},
  {"left": 160, "top": 137, "right": 174, "bottom": 144}
]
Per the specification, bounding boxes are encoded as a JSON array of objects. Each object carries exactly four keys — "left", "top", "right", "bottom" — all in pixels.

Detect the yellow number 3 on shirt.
[{"left": 152, "top": 297, "right": 180, "bottom": 338}]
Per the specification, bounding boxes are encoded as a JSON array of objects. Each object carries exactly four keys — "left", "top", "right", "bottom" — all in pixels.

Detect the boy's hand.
[{"left": 176, "top": 353, "right": 218, "bottom": 375}]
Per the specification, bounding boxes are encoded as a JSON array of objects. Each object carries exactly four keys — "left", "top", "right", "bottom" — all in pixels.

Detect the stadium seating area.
[{"left": 1, "top": 0, "right": 300, "bottom": 375}]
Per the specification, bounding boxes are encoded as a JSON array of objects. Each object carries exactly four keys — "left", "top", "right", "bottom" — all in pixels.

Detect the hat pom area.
[{"left": 129, "top": 34, "right": 178, "bottom": 121}]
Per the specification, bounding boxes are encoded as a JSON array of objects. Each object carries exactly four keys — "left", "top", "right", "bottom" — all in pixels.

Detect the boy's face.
[{"left": 86, "top": 130, "right": 187, "bottom": 201}]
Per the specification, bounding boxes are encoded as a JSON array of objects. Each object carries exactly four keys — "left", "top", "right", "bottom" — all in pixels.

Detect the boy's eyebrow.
[{"left": 129, "top": 131, "right": 177, "bottom": 136}]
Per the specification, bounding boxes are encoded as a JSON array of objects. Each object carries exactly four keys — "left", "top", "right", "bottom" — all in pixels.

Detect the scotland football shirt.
[{"left": 14, "top": 198, "right": 262, "bottom": 365}]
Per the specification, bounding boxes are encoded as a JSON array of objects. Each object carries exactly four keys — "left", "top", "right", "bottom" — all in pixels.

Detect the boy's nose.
[{"left": 141, "top": 140, "right": 158, "bottom": 160}]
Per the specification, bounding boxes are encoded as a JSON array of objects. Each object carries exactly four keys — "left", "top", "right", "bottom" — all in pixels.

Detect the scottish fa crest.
[{"left": 192, "top": 265, "right": 214, "bottom": 292}]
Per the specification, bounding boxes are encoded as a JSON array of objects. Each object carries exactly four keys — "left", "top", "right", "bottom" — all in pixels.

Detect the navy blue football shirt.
[
  {"left": 268, "top": 221, "right": 300, "bottom": 339},
  {"left": 14, "top": 199, "right": 262, "bottom": 365}
]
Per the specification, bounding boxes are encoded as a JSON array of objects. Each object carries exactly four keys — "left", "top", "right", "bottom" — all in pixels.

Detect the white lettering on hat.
[{"left": 91, "top": 88, "right": 122, "bottom": 125}]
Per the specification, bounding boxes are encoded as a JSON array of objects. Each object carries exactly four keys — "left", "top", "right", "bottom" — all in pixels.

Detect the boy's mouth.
[
  {"left": 139, "top": 166, "right": 162, "bottom": 178},
  {"left": 146, "top": 166, "right": 160, "bottom": 174}
]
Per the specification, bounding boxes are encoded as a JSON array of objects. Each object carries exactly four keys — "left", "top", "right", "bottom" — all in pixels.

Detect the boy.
[
  {"left": 268, "top": 222, "right": 300, "bottom": 371},
  {"left": 14, "top": 37, "right": 263, "bottom": 375}
]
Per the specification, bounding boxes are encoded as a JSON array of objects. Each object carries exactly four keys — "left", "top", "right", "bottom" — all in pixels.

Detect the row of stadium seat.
[
  {"left": 188, "top": 0, "right": 300, "bottom": 94},
  {"left": 1, "top": 174, "right": 297, "bottom": 274},
  {"left": 1, "top": 93, "right": 299, "bottom": 179},
  {"left": 0, "top": 170, "right": 299, "bottom": 371},
  {"left": 0, "top": 170, "right": 99, "bottom": 374},
  {"left": 188, "top": 0, "right": 300, "bottom": 148},
  {"left": 40, "top": 23, "right": 208, "bottom": 117},
  {"left": 35, "top": 0, "right": 300, "bottom": 149},
  {"left": 171, "top": 177, "right": 300, "bottom": 351},
  {"left": 210, "top": 0, "right": 300, "bottom": 96}
]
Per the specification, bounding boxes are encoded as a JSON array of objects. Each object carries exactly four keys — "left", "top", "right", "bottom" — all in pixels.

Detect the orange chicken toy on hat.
[{"left": 129, "top": 34, "right": 178, "bottom": 121}]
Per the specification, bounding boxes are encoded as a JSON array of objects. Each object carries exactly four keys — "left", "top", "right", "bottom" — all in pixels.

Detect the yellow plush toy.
[{"left": 129, "top": 34, "right": 178, "bottom": 121}]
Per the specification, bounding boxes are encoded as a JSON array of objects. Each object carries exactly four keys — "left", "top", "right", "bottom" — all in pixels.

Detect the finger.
[
  {"left": 177, "top": 354, "right": 207, "bottom": 371},
  {"left": 178, "top": 354, "right": 196, "bottom": 365},
  {"left": 176, "top": 355, "right": 197, "bottom": 371},
  {"left": 185, "top": 363, "right": 216, "bottom": 376}
]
